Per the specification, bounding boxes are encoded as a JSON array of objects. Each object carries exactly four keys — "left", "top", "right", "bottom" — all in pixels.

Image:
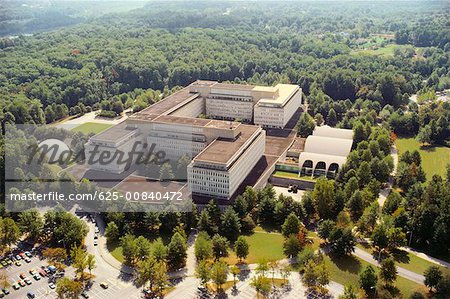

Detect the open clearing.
[
  {"left": 395, "top": 137, "right": 450, "bottom": 180},
  {"left": 71, "top": 122, "right": 113, "bottom": 135}
]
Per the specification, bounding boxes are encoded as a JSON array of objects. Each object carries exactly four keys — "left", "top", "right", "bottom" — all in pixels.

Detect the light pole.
[
  {"left": 377, "top": 248, "right": 385, "bottom": 263},
  {"left": 371, "top": 286, "right": 377, "bottom": 299},
  {"left": 407, "top": 230, "right": 413, "bottom": 247}
]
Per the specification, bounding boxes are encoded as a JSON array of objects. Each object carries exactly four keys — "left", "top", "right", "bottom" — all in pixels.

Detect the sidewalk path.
[
  {"left": 400, "top": 246, "right": 450, "bottom": 268},
  {"left": 378, "top": 145, "right": 398, "bottom": 207},
  {"left": 353, "top": 247, "right": 425, "bottom": 284}
]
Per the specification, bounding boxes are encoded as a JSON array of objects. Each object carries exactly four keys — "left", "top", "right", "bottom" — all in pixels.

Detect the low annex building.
[
  {"left": 298, "top": 126, "right": 353, "bottom": 178},
  {"left": 86, "top": 80, "right": 302, "bottom": 200}
]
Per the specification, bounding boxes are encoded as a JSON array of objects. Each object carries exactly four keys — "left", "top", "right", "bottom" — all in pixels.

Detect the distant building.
[
  {"left": 298, "top": 126, "right": 353, "bottom": 178},
  {"left": 86, "top": 80, "right": 303, "bottom": 200}
]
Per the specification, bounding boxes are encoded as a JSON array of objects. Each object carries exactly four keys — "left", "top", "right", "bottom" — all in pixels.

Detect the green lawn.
[
  {"left": 224, "top": 230, "right": 285, "bottom": 264},
  {"left": 324, "top": 254, "right": 426, "bottom": 298},
  {"left": 71, "top": 122, "right": 113, "bottom": 135},
  {"left": 107, "top": 241, "right": 125, "bottom": 263},
  {"left": 273, "top": 171, "right": 316, "bottom": 182},
  {"left": 395, "top": 137, "right": 450, "bottom": 180}
]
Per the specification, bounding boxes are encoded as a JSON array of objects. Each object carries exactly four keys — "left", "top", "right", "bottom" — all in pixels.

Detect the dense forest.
[{"left": 0, "top": 1, "right": 449, "bottom": 125}]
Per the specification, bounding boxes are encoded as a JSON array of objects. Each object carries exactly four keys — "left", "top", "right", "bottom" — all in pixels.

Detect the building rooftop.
[
  {"left": 90, "top": 123, "right": 137, "bottom": 143},
  {"left": 257, "top": 84, "right": 300, "bottom": 107},
  {"left": 136, "top": 88, "right": 199, "bottom": 116},
  {"left": 193, "top": 125, "right": 261, "bottom": 165}
]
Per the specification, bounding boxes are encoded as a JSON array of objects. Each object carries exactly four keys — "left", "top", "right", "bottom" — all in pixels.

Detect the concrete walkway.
[
  {"left": 378, "top": 145, "right": 398, "bottom": 207},
  {"left": 353, "top": 247, "right": 425, "bottom": 284},
  {"left": 400, "top": 246, "right": 450, "bottom": 268}
]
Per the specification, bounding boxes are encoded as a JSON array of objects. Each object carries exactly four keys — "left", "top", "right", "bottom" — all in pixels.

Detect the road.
[
  {"left": 378, "top": 145, "right": 398, "bottom": 207},
  {"left": 353, "top": 247, "right": 425, "bottom": 284},
  {"left": 82, "top": 215, "right": 142, "bottom": 299}
]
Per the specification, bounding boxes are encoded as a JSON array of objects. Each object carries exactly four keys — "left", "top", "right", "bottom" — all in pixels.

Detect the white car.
[{"left": 48, "top": 283, "right": 55, "bottom": 289}]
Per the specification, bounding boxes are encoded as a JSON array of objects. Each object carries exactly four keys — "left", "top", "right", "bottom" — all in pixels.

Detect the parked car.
[
  {"left": 47, "top": 265, "right": 57, "bottom": 273},
  {"left": 81, "top": 291, "right": 89, "bottom": 298},
  {"left": 25, "top": 251, "right": 32, "bottom": 258},
  {"left": 24, "top": 257, "right": 31, "bottom": 263},
  {"left": 27, "top": 292, "right": 35, "bottom": 299},
  {"left": 94, "top": 227, "right": 99, "bottom": 233},
  {"left": 15, "top": 255, "right": 21, "bottom": 260},
  {"left": 48, "top": 283, "right": 55, "bottom": 289},
  {"left": 14, "top": 261, "right": 21, "bottom": 267},
  {"left": 94, "top": 234, "right": 98, "bottom": 239},
  {"left": 19, "top": 252, "right": 25, "bottom": 258},
  {"left": 1, "top": 288, "right": 9, "bottom": 295},
  {"left": 17, "top": 280, "right": 25, "bottom": 287},
  {"left": 12, "top": 284, "right": 19, "bottom": 290},
  {"left": 93, "top": 240, "right": 98, "bottom": 246},
  {"left": 39, "top": 269, "right": 47, "bottom": 277},
  {"left": 100, "top": 282, "right": 108, "bottom": 289},
  {"left": 33, "top": 274, "right": 40, "bottom": 281},
  {"left": 19, "top": 273, "right": 26, "bottom": 279},
  {"left": 24, "top": 278, "right": 32, "bottom": 285},
  {"left": 29, "top": 269, "right": 37, "bottom": 275}
]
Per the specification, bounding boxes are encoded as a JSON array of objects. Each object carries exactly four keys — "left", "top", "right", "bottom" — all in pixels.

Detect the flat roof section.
[
  {"left": 90, "top": 123, "right": 137, "bottom": 143},
  {"left": 214, "top": 83, "right": 255, "bottom": 90},
  {"left": 193, "top": 125, "right": 260, "bottom": 165},
  {"left": 257, "top": 84, "right": 299, "bottom": 107},
  {"left": 137, "top": 88, "right": 198, "bottom": 116}
]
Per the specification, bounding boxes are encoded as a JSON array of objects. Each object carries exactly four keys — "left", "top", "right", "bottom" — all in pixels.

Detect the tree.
[
  {"left": 211, "top": 234, "right": 229, "bottom": 260},
  {"left": 56, "top": 277, "right": 83, "bottom": 298},
  {"left": 159, "top": 162, "right": 174, "bottom": 181},
  {"left": 120, "top": 234, "right": 139, "bottom": 265},
  {"left": 70, "top": 244, "right": 88, "bottom": 281},
  {"left": 317, "top": 219, "right": 335, "bottom": 241},
  {"left": 339, "top": 285, "right": 358, "bottom": 299},
  {"left": 18, "top": 209, "right": 44, "bottom": 240},
  {"left": 43, "top": 247, "right": 67, "bottom": 265},
  {"left": 328, "top": 227, "right": 356, "bottom": 256},
  {"left": 371, "top": 224, "right": 389, "bottom": 251},
  {"left": 195, "top": 259, "right": 211, "bottom": 286},
  {"left": 436, "top": 274, "right": 450, "bottom": 299},
  {"left": 302, "top": 260, "right": 319, "bottom": 288},
  {"left": 359, "top": 265, "right": 378, "bottom": 294},
  {"left": 326, "top": 108, "right": 337, "bottom": 126},
  {"left": 210, "top": 261, "right": 229, "bottom": 291},
  {"left": 234, "top": 236, "right": 249, "bottom": 262},
  {"left": 197, "top": 209, "right": 215, "bottom": 236},
  {"left": 105, "top": 221, "right": 119, "bottom": 243},
  {"left": 251, "top": 275, "right": 271, "bottom": 298},
  {"left": 283, "top": 234, "right": 302, "bottom": 258},
  {"left": 194, "top": 232, "right": 213, "bottom": 261},
  {"left": 380, "top": 257, "right": 397, "bottom": 286},
  {"left": 86, "top": 254, "right": 96, "bottom": 276},
  {"left": 312, "top": 178, "right": 336, "bottom": 220},
  {"left": 152, "top": 239, "right": 168, "bottom": 262},
  {"left": 0, "top": 218, "right": 20, "bottom": 252},
  {"left": 417, "top": 125, "right": 432, "bottom": 145},
  {"left": 297, "top": 112, "right": 315, "bottom": 137},
  {"left": 424, "top": 266, "right": 442, "bottom": 291},
  {"left": 153, "top": 261, "right": 169, "bottom": 297},
  {"left": 220, "top": 207, "right": 241, "bottom": 242},
  {"left": 281, "top": 213, "right": 301, "bottom": 237},
  {"left": 167, "top": 232, "right": 187, "bottom": 270},
  {"left": 230, "top": 265, "right": 240, "bottom": 287},
  {"left": 0, "top": 271, "right": 10, "bottom": 289}
]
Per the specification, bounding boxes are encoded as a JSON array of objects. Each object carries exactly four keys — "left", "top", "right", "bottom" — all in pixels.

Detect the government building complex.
[{"left": 86, "top": 80, "right": 303, "bottom": 200}]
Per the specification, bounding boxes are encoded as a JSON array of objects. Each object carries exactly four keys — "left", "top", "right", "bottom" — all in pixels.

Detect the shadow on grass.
[
  {"left": 392, "top": 249, "right": 410, "bottom": 264},
  {"left": 329, "top": 254, "right": 362, "bottom": 274}
]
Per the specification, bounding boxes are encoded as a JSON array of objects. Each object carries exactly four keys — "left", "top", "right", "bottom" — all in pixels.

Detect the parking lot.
[{"left": 1, "top": 247, "right": 71, "bottom": 299}]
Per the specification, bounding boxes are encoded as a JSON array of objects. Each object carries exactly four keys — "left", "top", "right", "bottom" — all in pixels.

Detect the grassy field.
[
  {"left": 224, "top": 230, "right": 285, "bottom": 264},
  {"left": 71, "top": 122, "right": 113, "bottom": 135},
  {"left": 395, "top": 137, "right": 450, "bottom": 180}
]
